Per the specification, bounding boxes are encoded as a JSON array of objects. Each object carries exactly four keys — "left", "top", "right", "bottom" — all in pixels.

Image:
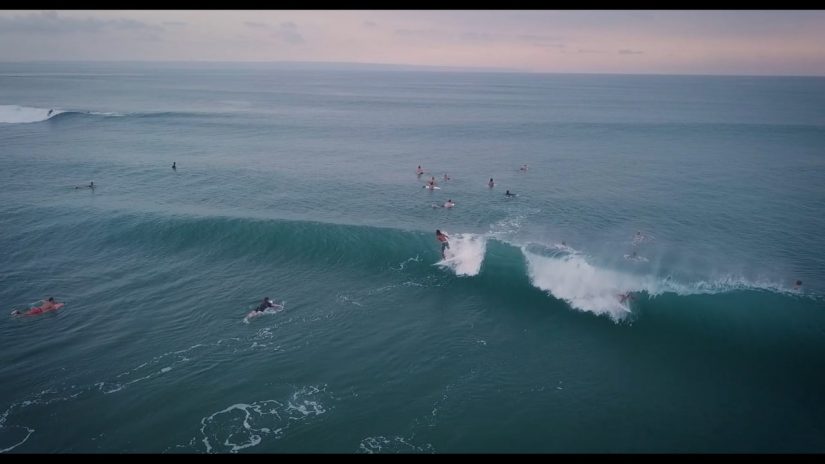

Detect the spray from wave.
[
  {"left": 520, "top": 243, "right": 806, "bottom": 321},
  {"left": 434, "top": 233, "right": 487, "bottom": 277},
  {"left": 523, "top": 247, "right": 655, "bottom": 321}
]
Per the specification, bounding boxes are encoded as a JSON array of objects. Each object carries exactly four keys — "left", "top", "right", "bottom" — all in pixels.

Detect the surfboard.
[
  {"left": 11, "top": 302, "right": 64, "bottom": 316},
  {"left": 423, "top": 185, "right": 441, "bottom": 190},
  {"left": 435, "top": 249, "right": 455, "bottom": 263},
  {"left": 243, "top": 301, "right": 285, "bottom": 323}
]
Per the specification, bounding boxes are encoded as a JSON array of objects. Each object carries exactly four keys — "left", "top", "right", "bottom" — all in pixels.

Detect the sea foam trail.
[
  {"left": 0, "top": 105, "right": 62, "bottom": 124},
  {"left": 435, "top": 233, "right": 487, "bottom": 277}
]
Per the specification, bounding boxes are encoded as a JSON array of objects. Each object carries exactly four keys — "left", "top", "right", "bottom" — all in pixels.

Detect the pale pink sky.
[{"left": 1, "top": 10, "right": 824, "bottom": 75}]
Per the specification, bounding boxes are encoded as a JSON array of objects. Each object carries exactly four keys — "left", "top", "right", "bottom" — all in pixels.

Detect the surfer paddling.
[{"left": 11, "top": 297, "right": 63, "bottom": 316}]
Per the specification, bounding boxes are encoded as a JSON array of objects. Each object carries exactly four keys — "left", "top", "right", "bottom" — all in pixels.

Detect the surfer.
[
  {"left": 488, "top": 178, "right": 495, "bottom": 188},
  {"left": 519, "top": 164, "right": 528, "bottom": 171},
  {"left": 416, "top": 165, "right": 424, "bottom": 176},
  {"left": 794, "top": 280, "right": 802, "bottom": 290},
  {"left": 443, "top": 199, "right": 455, "bottom": 208},
  {"left": 254, "top": 297, "right": 278, "bottom": 313},
  {"left": 618, "top": 292, "right": 635, "bottom": 304},
  {"left": 443, "top": 173, "right": 451, "bottom": 181},
  {"left": 75, "top": 181, "right": 94, "bottom": 190},
  {"left": 172, "top": 162, "right": 176, "bottom": 170},
  {"left": 505, "top": 190, "right": 516, "bottom": 197},
  {"left": 12, "top": 297, "right": 61, "bottom": 316},
  {"left": 48, "top": 109, "right": 53, "bottom": 117},
  {"left": 436, "top": 229, "right": 450, "bottom": 259}
]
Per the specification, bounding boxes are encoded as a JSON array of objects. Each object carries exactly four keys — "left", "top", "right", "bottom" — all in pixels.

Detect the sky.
[{"left": 0, "top": 10, "right": 824, "bottom": 75}]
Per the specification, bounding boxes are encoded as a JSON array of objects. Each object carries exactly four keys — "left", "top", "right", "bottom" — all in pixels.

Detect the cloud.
[
  {"left": 394, "top": 28, "right": 443, "bottom": 38},
  {"left": 512, "top": 34, "right": 566, "bottom": 50},
  {"left": 137, "top": 33, "right": 163, "bottom": 42},
  {"left": 618, "top": 49, "right": 644, "bottom": 55},
  {"left": 0, "top": 11, "right": 163, "bottom": 34},
  {"left": 244, "top": 21, "right": 269, "bottom": 29},
  {"left": 162, "top": 21, "right": 187, "bottom": 27},
  {"left": 112, "top": 18, "right": 161, "bottom": 31},
  {"left": 460, "top": 31, "right": 494, "bottom": 41},
  {"left": 363, "top": 20, "right": 378, "bottom": 28},
  {"left": 457, "top": 31, "right": 564, "bottom": 48},
  {"left": 516, "top": 34, "right": 564, "bottom": 44},
  {"left": 272, "top": 22, "right": 304, "bottom": 45},
  {"left": 578, "top": 48, "right": 608, "bottom": 54}
]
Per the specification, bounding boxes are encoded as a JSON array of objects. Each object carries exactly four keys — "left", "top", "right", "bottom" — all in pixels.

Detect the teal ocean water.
[{"left": 1, "top": 62, "right": 824, "bottom": 453}]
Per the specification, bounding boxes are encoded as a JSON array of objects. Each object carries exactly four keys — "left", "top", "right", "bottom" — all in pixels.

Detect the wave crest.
[{"left": 0, "top": 105, "right": 63, "bottom": 124}]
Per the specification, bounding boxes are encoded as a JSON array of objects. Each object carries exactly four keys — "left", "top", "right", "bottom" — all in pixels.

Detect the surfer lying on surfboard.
[
  {"left": 11, "top": 297, "right": 64, "bottom": 316},
  {"left": 254, "top": 297, "right": 281, "bottom": 313},
  {"left": 245, "top": 297, "right": 285, "bottom": 321}
]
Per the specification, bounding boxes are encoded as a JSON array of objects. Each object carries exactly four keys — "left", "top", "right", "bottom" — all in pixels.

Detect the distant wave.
[
  {"left": 0, "top": 105, "right": 124, "bottom": 124},
  {"left": 0, "top": 105, "right": 64, "bottom": 124}
]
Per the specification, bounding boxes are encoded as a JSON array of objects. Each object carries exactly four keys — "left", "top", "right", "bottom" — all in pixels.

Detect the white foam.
[
  {"left": 199, "top": 402, "right": 277, "bottom": 453},
  {"left": 198, "top": 385, "right": 328, "bottom": 453},
  {"left": 358, "top": 436, "right": 434, "bottom": 454},
  {"left": 0, "top": 105, "right": 63, "bottom": 124},
  {"left": 624, "top": 253, "right": 649, "bottom": 263},
  {"left": 88, "top": 111, "right": 124, "bottom": 117},
  {"left": 522, "top": 244, "right": 806, "bottom": 321},
  {"left": 435, "top": 233, "right": 487, "bottom": 277},
  {"left": 391, "top": 255, "right": 421, "bottom": 271},
  {"left": 523, "top": 248, "right": 655, "bottom": 321},
  {"left": 0, "top": 425, "right": 34, "bottom": 453},
  {"left": 662, "top": 274, "right": 799, "bottom": 297}
]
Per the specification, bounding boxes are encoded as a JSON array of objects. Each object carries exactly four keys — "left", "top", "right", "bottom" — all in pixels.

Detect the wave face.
[
  {"left": 54, "top": 211, "right": 810, "bottom": 322},
  {"left": 0, "top": 105, "right": 127, "bottom": 124}
]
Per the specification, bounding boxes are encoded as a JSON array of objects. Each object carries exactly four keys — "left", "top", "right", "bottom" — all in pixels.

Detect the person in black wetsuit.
[{"left": 255, "top": 297, "right": 276, "bottom": 312}]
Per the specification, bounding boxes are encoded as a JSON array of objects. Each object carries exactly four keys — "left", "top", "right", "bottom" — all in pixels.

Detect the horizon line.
[{"left": 1, "top": 59, "right": 823, "bottom": 78}]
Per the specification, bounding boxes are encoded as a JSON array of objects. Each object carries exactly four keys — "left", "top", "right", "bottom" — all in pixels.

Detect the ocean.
[{"left": 1, "top": 61, "right": 824, "bottom": 453}]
